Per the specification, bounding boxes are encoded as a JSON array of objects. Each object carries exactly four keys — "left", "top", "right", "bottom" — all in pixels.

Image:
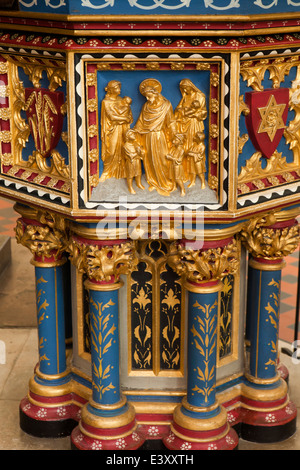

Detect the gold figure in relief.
[
  {"left": 175, "top": 79, "right": 207, "bottom": 152},
  {"left": 186, "top": 132, "right": 206, "bottom": 189},
  {"left": 134, "top": 78, "right": 177, "bottom": 196},
  {"left": 124, "top": 129, "right": 145, "bottom": 194},
  {"left": 99, "top": 78, "right": 208, "bottom": 197},
  {"left": 100, "top": 80, "right": 133, "bottom": 181},
  {"left": 166, "top": 134, "right": 186, "bottom": 197}
]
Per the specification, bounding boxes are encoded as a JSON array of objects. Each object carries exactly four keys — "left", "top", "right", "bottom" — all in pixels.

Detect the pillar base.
[
  {"left": 19, "top": 394, "right": 78, "bottom": 438},
  {"left": 240, "top": 379, "right": 297, "bottom": 443},
  {"left": 162, "top": 403, "right": 239, "bottom": 450},
  {"left": 70, "top": 401, "right": 145, "bottom": 450},
  {"left": 19, "top": 372, "right": 78, "bottom": 438}
]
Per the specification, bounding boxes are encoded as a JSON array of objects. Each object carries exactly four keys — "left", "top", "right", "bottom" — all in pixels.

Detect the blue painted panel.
[
  {"left": 239, "top": 65, "right": 297, "bottom": 173},
  {"left": 18, "top": 0, "right": 300, "bottom": 16}
]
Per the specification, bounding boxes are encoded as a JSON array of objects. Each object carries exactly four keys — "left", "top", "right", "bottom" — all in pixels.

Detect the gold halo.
[{"left": 139, "top": 78, "right": 162, "bottom": 96}]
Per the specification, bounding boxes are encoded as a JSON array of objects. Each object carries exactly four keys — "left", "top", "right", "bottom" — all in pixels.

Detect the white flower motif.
[
  {"left": 23, "top": 404, "right": 31, "bottom": 412},
  {"left": 181, "top": 442, "right": 192, "bottom": 450},
  {"left": 229, "top": 39, "right": 239, "bottom": 47},
  {"left": 265, "top": 413, "right": 276, "bottom": 423},
  {"left": 148, "top": 426, "right": 159, "bottom": 437},
  {"left": 147, "top": 40, "right": 157, "bottom": 47},
  {"left": 74, "top": 433, "right": 83, "bottom": 443},
  {"left": 116, "top": 438, "right": 126, "bottom": 449},
  {"left": 89, "top": 40, "right": 99, "bottom": 47},
  {"left": 285, "top": 405, "right": 294, "bottom": 415},
  {"left": 132, "top": 432, "right": 140, "bottom": 442},
  {"left": 176, "top": 40, "right": 186, "bottom": 47},
  {"left": 36, "top": 408, "right": 47, "bottom": 418},
  {"left": 117, "top": 40, "right": 126, "bottom": 47},
  {"left": 166, "top": 432, "right": 176, "bottom": 442},
  {"left": 266, "top": 37, "right": 275, "bottom": 43},
  {"left": 227, "top": 412, "right": 235, "bottom": 424},
  {"left": 17, "top": 36, "right": 25, "bottom": 43},
  {"left": 203, "top": 40, "right": 213, "bottom": 47},
  {"left": 225, "top": 435, "right": 235, "bottom": 445},
  {"left": 91, "top": 440, "right": 102, "bottom": 450},
  {"left": 48, "top": 39, "right": 56, "bottom": 46},
  {"left": 57, "top": 406, "right": 67, "bottom": 417},
  {"left": 208, "top": 443, "right": 218, "bottom": 450},
  {"left": 65, "top": 39, "right": 74, "bottom": 47}
]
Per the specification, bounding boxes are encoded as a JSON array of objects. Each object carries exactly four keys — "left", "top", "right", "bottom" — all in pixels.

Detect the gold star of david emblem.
[{"left": 257, "top": 94, "right": 286, "bottom": 142}]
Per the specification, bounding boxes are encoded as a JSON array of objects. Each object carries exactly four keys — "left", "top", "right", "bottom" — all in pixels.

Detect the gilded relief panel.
[
  {"left": 238, "top": 53, "right": 300, "bottom": 199},
  {"left": 0, "top": 53, "right": 70, "bottom": 198},
  {"left": 82, "top": 57, "right": 224, "bottom": 206}
]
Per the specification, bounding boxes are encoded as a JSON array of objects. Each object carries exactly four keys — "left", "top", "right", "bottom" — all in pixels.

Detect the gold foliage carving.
[
  {"left": 15, "top": 219, "right": 66, "bottom": 260},
  {"left": 240, "top": 56, "right": 299, "bottom": 92},
  {"left": 240, "top": 216, "right": 300, "bottom": 260},
  {"left": 168, "top": 239, "right": 239, "bottom": 283},
  {"left": 15, "top": 208, "right": 68, "bottom": 260},
  {"left": 3, "top": 55, "right": 69, "bottom": 186},
  {"left": 68, "top": 240, "right": 137, "bottom": 282},
  {"left": 238, "top": 150, "right": 296, "bottom": 185}
]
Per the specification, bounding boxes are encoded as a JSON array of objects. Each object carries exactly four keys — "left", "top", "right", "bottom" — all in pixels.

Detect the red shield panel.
[
  {"left": 24, "top": 88, "right": 65, "bottom": 158},
  {"left": 245, "top": 88, "right": 289, "bottom": 158}
]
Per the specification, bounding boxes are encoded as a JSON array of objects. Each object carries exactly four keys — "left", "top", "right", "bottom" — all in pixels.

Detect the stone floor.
[{"left": 0, "top": 241, "right": 300, "bottom": 450}]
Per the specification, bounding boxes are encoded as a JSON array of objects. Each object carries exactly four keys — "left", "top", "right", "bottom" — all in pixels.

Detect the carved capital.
[
  {"left": 240, "top": 214, "right": 300, "bottom": 260},
  {"left": 68, "top": 239, "right": 137, "bottom": 283},
  {"left": 15, "top": 218, "right": 66, "bottom": 262},
  {"left": 168, "top": 239, "right": 239, "bottom": 284}
]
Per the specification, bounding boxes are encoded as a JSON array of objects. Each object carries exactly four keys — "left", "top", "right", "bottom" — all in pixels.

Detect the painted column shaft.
[
  {"left": 247, "top": 261, "right": 282, "bottom": 381},
  {"left": 186, "top": 282, "right": 220, "bottom": 410},
  {"left": 35, "top": 263, "right": 67, "bottom": 376},
  {"left": 88, "top": 284, "right": 121, "bottom": 406}
]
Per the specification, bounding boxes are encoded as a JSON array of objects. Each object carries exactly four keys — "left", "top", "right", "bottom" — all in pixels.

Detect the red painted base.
[
  {"left": 70, "top": 419, "right": 145, "bottom": 450},
  {"left": 20, "top": 395, "right": 79, "bottom": 438},
  {"left": 240, "top": 397, "right": 297, "bottom": 443},
  {"left": 162, "top": 422, "right": 239, "bottom": 451},
  {"left": 278, "top": 362, "right": 289, "bottom": 383}
]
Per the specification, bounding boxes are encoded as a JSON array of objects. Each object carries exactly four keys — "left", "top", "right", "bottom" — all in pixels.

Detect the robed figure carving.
[
  {"left": 100, "top": 80, "right": 133, "bottom": 181},
  {"left": 134, "top": 79, "right": 177, "bottom": 197},
  {"left": 175, "top": 79, "right": 207, "bottom": 151}
]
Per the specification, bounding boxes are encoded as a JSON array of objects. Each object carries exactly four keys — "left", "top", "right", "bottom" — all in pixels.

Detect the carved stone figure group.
[{"left": 100, "top": 78, "right": 207, "bottom": 197}]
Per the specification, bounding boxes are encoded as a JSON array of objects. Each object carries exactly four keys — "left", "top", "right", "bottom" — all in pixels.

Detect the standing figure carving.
[
  {"left": 134, "top": 79, "right": 177, "bottom": 196},
  {"left": 175, "top": 79, "right": 207, "bottom": 181},
  {"left": 175, "top": 79, "right": 207, "bottom": 147},
  {"left": 100, "top": 80, "right": 133, "bottom": 181}
]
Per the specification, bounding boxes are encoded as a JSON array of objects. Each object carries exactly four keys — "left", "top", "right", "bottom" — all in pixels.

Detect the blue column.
[
  {"left": 164, "top": 279, "right": 239, "bottom": 450},
  {"left": 87, "top": 281, "right": 122, "bottom": 407},
  {"left": 246, "top": 258, "right": 284, "bottom": 383},
  {"left": 187, "top": 282, "right": 220, "bottom": 410},
  {"left": 34, "top": 261, "right": 68, "bottom": 378}
]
